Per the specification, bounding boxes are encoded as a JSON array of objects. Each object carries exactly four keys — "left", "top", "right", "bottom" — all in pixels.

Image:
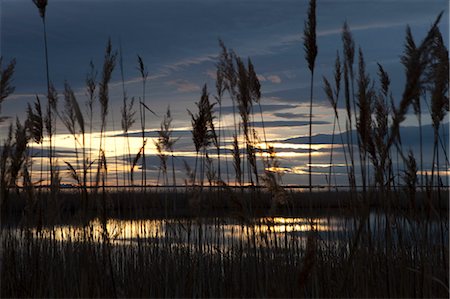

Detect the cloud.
[
  {"left": 167, "top": 79, "right": 201, "bottom": 93},
  {"left": 273, "top": 112, "right": 309, "bottom": 119},
  {"left": 217, "top": 104, "right": 297, "bottom": 115},
  {"left": 257, "top": 74, "right": 281, "bottom": 84},
  {"left": 205, "top": 69, "right": 217, "bottom": 80},
  {"left": 250, "top": 120, "right": 329, "bottom": 128},
  {"left": 267, "top": 75, "right": 281, "bottom": 84},
  {"left": 277, "top": 19, "right": 431, "bottom": 48},
  {"left": 165, "top": 54, "right": 216, "bottom": 72}
]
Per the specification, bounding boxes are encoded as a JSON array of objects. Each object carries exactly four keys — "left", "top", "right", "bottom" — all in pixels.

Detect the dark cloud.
[
  {"left": 216, "top": 104, "right": 297, "bottom": 115},
  {"left": 273, "top": 112, "right": 309, "bottom": 119},
  {"left": 251, "top": 120, "right": 330, "bottom": 127}
]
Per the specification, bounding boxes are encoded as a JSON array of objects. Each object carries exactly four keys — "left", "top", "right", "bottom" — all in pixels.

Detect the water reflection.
[
  {"left": 5, "top": 214, "right": 445, "bottom": 251},
  {"left": 6, "top": 216, "right": 347, "bottom": 247}
]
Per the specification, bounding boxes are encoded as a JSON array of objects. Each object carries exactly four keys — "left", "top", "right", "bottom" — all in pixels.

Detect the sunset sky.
[{"left": 1, "top": 0, "right": 448, "bottom": 186}]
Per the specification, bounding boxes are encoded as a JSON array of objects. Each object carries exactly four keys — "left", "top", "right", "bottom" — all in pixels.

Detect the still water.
[{"left": 4, "top": 213, "right": 447, "bottom": 251}]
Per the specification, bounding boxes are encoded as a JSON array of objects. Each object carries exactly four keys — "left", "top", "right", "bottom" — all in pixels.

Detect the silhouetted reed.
[
  {"left": 188, "top": 85, "right": 215, "bottom": 186},
  {"left": 157, "top": 106, "right": 177, "bottom": 188},
  {"left": 25, "top": 96, "right": 44, "bottom": 187},
  {"left": 137, "top": 55, "right": 149, "bottom": 188},
  {"left": 1, "top": 4, "right": 449, "bottom": 298},
  {"left": 119, "top": 44, "right": 135, "bottom": 186},
  {"left": 323, "top": 52, "right": 349, "bottom": 190},
  {"left": 341, "top": 22, "right": 357, "bottom": 192},
  {"left": 96, "top": 39, "right": 117, "bottom": 189},
  {"left": 0, "top": 58, "right": 16, "bottom": 114},
  {"left": 303, "top": 0, "right": 318, "bottom": 192}
]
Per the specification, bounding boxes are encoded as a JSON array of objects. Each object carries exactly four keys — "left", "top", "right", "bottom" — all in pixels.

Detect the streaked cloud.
[
  {"left": 167, "top": 79, "right": 201, "bottom": 93},
  {"left": 273, "top": 112, "right": 309, "bottom": 119},
  {"left": 250, "top": 120, "right": 329, "bottom": 128},
  {"left": 257, "top": 74, "right": 282, "bottom": 84},
  {"left": 217, "top": 104, "right": 297, "bottom": 115}
]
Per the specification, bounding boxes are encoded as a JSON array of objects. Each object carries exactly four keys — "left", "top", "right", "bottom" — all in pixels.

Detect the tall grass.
[
  {"left": 96, "top": 39, "right": 117, "bottom": 189},
  {"left": 137, "top": 55, "right": 149, "bottom": 188},
  {"left": 1, "top": 3, "right": 448, "bottom": 298},
  {"left": 303, "top": 0, "right": 318, "bottom": 192},
  {"left": 341, "top": 22, "right": 357, "bottom": 192},
  {"left": 0, "top": 57, "right": 16, "bottom": 115},
  {"left": 188, "top": 85, "right": 215, "bottom": 187},
  {"left": 119, "top": 44, "right": 135, "bottom": 187}
]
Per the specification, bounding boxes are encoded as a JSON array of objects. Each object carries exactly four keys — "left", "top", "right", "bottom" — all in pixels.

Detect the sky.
[{"left": 1, "top": 0, "right": 449, "bottom": 186}]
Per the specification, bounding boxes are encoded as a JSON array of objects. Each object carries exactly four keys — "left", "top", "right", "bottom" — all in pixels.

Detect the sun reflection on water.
[{"left": 17, "top": 216, "right": 346, "bottom": 247}]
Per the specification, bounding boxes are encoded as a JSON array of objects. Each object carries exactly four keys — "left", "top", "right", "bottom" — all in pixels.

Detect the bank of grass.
[{"left": 2, "top": 188, "right": 448, "bottom": 222}]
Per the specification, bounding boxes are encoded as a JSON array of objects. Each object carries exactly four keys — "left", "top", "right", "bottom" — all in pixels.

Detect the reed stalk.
[
  {"left": 137, "top": 55, "right": 149, "bottom": 188},
  {"left": 119, "top": 44, "right": 135, "bottom": 187},
  {"left": 303, "top": 0, "right": 318, "bottom": 192},
  {"left": 323, "top": 51, "right": 342, "bottom": 190},
  {"left": 342, "top": 22, "right": 357, "bottom": 192},
  {"left": 96, "top": 39, "right": 117, "bottom": 189},
  {"left": 85, "top": 61, "right": 97, "bottom": 187}
]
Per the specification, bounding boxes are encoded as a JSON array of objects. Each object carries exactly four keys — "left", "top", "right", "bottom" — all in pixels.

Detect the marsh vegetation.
[{"left": 0, "top": 0, "right": 448, "bottom": 297}]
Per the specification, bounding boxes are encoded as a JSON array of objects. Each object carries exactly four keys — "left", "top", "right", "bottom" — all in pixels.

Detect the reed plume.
[
  {"left": 235, "top": 57, "right": 253, "bottom": 185},
  {"left": 119, "top": 45, "right": 135, "bottom": 186},
  {"left": 9, "top": 119, "right": 30, "bottom": 189},
  {"left": 99, "top": 39, "right": 117, "bottom": 135},
  {"left": 85, "top": 61, "right": 97, "bottom": 186},
  {"left": 157, "top": 106, "right": 178, "bottom": 187},
  {"left": 303, "top": 0, "right": 317, "bottom": 191},
  {"left": 388, "top": 13, "right": 443, "bottom": 150},
  {"left": 341, "top": 22, "right": 357, "bottom": 191},
  {"left": 121, "top": 96, "right": 135, "bottom": 183},
  {"left": 96, "top": 38, "right": 117, "bottom": 188},
  {"left": 26, "top": 96, "right": 44, "bottom": 145},
  {"left": 356, "top": 48, "right": 373, "bottom": 194},
  {"left": 137, "top": 55, "right": 149, "bottom": 187},
  {"left": 26, "top": 96, "right": 44, "bottom": 188},
  {"left": 131, "top": 141, "right": 146, "bottom": 186},
  {"left": 323, "top": 52, "right": 350, "bottom": 190},
  {"left": 188, "top": 85, "right": 215, "bottom": 186},
  {"left": 33, "top": 0, "right": 59, "bottom": 194},
  {"left": 61, "top": 82, "right": 86, "bottom": 195},
  {"left": 427, "top": 29, "right": 448, "bottom": 191},
  {"left": 0, "top": 57, "right": 16, "bottom": 115},
  {"left": 214, "top": 69, "right": 226, "bottom": 183},
  {"left": 217, "top": 41, "right": 241, "bottom": 185},
  {"left": 247, "top": 58, "right": 262, "bottom": 186},
  {"left": 369, "top": 64, "right": 391, "bottom": 190}
]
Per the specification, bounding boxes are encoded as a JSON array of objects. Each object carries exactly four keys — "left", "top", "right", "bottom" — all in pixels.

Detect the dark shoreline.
[{"left": 2, "top": 189, "right": 448, "bottom": 227}]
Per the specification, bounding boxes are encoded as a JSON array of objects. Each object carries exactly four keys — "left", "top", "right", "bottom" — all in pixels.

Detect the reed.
[
  {"left": 369, "top": 64, "right": 391, "bottom": 191},
  {"left": 85, "top": 61, "right": 97, "bottom": 187},
  {"left": 119, "top": 44, "right": 135, "bottom": 187},
  {"left": 0, "top": 57, "right": 16, "bottom": 114},
  {"left": 214, "top": 69, "right": 225, "bottom": 183},
  {"left": 137, "top": 55, "right": 149, "bottom": 188},
  {"left": 355, "top": 48, "right": 372, "bottom": 196},
  {"left": 25, "top": 96, "right": 44, "bottom": 188},
  {"left": 323, "top": 51, "right": 347, "bottom": 190},
  {"left": 341, "top": 22, "right": 357, "bottom": 192},
  {"left": 96, "top": 39, "right": 117, "bottom": 189},
  {"left": 303, "top": 0, "right": 318, "bottom": 192},
  {"left": 188, "top": 85, "right": 215, "bottom": 186},
  {"left": 1, "top": 4, "right": 449, "bottom": 298},
  {"left": 157, "top": 106, "right": 177, "bottom": 188}
]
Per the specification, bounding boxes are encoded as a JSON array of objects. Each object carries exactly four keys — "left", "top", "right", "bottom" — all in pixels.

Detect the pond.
[{"left": 3, "top": 212, "right": 447, "bottom": 251}]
